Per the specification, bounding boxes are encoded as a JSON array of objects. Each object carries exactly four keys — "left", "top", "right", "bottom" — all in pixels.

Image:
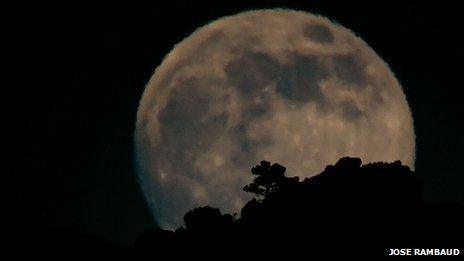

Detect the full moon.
[{"left": 135, "top": 9, "right": 415, "bottom": 229}]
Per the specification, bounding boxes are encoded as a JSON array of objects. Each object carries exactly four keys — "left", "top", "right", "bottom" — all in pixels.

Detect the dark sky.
[{"left": 4, "top": 1, "right": 464, "bottom": 244}]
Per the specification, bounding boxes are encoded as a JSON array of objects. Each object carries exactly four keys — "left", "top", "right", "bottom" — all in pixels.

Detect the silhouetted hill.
[
  {"left": 135, "top": 157, "right": 464, "bottom": 257},
  {"left": 6, "top": 158, "right": 463, "bottom": 257}
]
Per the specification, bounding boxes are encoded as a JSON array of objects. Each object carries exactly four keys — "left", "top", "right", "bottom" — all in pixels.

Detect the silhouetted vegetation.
[
  {"left": 134, "top": 157, "right": 464, "bottom": 257},
  {"left": 8, "top": 157, "right": 464, "bottom": 257}
]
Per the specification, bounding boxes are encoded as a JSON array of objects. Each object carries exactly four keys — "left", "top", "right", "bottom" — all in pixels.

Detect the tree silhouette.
[
  {"left": 243, "top": 160, "right": 299, "bottom": 198},
  {"left": 183, "top": 206, "right": 234, "bottom": 232}
]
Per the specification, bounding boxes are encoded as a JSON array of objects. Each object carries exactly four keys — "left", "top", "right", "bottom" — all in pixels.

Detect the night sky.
[{"left": 4, "top": 1, "right": 464, "bottom": 244}]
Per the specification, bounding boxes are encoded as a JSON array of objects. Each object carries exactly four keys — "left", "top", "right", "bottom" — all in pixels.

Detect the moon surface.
[{"left": 135, "top": 9, "right": 415, "bottom": 229}]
